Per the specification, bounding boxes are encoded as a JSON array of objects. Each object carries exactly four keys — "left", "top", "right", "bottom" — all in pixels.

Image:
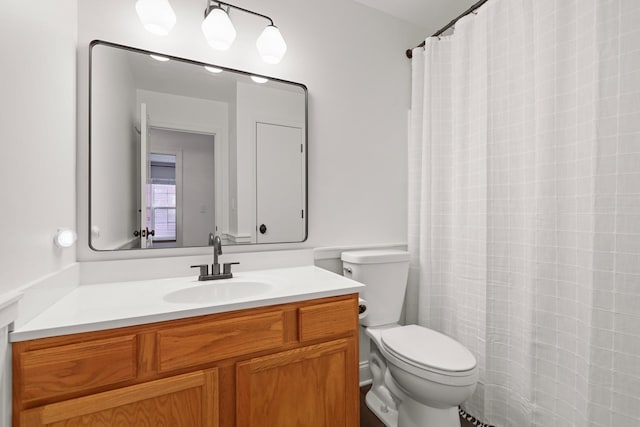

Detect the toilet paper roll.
[{"left": 358, "top": 298, "right": 368, "bottom": 320}]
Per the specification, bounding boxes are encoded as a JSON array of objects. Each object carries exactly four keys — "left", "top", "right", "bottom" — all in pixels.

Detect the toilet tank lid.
[{"left": 341, "top": 249, "right": 409, "bottom": 264}]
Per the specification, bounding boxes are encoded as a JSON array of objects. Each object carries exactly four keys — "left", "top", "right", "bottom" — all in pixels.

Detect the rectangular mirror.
[{"left": 89, "top": 41, "right": 307, "bottom": 250}]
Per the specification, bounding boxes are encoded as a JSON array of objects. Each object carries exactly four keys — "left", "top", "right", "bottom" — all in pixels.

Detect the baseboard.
[{"left": 359, "top": 360, "right": 372, "bottom": 387}]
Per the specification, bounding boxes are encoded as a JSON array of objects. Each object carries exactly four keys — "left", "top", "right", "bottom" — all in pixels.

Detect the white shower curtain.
[{"left": 408, "top": 0, "right": 640, "bottom": 425}]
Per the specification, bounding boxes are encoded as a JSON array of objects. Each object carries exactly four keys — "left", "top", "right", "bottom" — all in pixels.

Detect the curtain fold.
[{"left": 408, "top": 0, "right": 640, "bottom": 425}]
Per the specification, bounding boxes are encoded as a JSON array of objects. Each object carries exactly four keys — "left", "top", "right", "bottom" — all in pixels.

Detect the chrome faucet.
[{"left": 191, "top": 233, "right": 239, "bottom": 281}]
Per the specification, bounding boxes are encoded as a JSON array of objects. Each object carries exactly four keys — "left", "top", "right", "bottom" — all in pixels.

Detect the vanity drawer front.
[
  {"left": 157, "top": 310, "right": 285, "bottom": 372},
  {"left": 298, "top": 297, "right": 358, "bottom": 343},
  {"left": 19, "top": 335, "right": 137, "bottom": 403}
]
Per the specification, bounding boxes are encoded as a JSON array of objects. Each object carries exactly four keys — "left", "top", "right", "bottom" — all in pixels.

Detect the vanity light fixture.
[
  {"left": 202, "top": 1, "right": 287, "bottom": 64},
  {"left": 150, "top": 54, "right": 170, "bottom": 62},
  {"left": 54, "top": 229, "right": 77, "bottom": 248},
  {"left": 204, "top": 65, "right": 223, "bottom": 73},
  {"left": 250, "top": 75, "right": 269, "bottom": 84},
  {"left": 256, "top": 25, "right": 287, "bottom": 64},
  {"left": 135, "top": 0, "right": 177, "bottom": 36},
  {"left": 202, "top": 4, "right": 237, "bottom": 50}
]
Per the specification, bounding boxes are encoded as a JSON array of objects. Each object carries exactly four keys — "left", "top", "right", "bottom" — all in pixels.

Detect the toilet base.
[
  {"left": 397, "top": 396, "right": 460, "bottom": 427},
  {"left": 365, "top": 389, "right": 398, "bottom": 427},
  {"left": 367, "top": 388, "right": 460, "bottom": 427}
]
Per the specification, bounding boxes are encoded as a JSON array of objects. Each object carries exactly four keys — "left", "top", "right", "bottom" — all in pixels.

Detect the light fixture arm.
[{"left": 205, "top": 1, "right": 275, "bottom": 26}]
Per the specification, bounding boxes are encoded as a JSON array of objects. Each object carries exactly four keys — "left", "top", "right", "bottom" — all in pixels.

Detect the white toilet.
[{"left": 342, "top": 249, "right": 478, "bottom": 427}]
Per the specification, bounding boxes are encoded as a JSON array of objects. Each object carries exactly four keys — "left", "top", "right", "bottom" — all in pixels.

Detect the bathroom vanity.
[{"left": 11, "top": 266, "right": 362, "bottom": 427}]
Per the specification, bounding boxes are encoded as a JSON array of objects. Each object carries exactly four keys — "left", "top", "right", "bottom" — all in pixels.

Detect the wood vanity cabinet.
[{"left": 12, "top": 294, "right": 359, "bottom": 427}]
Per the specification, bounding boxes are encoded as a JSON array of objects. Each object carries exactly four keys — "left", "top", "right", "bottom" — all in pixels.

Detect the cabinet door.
[
  {"left": 20, "top": 369, "right": 218, "bottom": 427},
  {"left": 236, "top": 338, "right": 358, "bottom": 427}
]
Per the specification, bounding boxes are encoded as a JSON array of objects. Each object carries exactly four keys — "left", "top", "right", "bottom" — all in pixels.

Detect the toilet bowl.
[
  {"left": 341, "top": 250, "right": 478, "bottom": 427},
  {"left": 368, "top": 325, "right": 477, "bottom": 427}
]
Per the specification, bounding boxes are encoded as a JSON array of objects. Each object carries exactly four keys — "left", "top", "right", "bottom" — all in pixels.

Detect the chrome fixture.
[
  {"left": 202, "top": 1, "right": 287, "bottom": 64},
  {"left": 405, "top": 0, "right": 488, "bottom": 58},
  {"left": 135, "top": 0, "right": 287, "bottom": 64},
  {"left": 191, "top": 233, "right": 239, "bottom": 280}
]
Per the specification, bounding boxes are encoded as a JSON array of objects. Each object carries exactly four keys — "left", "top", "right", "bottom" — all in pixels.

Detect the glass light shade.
[
  {"left": 201, "top": 7, "right": 236, "bottom": 51},
  {"left": 54, "top": 229, "right": 77, "bottom": 248},
  {"left": 256, "top": 25, "right": 287, "bottom": 64},
  {"left": 135, "top": 0, "right": 176, "bottom": 36},
  {"left": 204, "top": 65, "right": 223, "bottom": 73},
  {"left": 250, "top": 76, "right": 269, "bottom": 84}
]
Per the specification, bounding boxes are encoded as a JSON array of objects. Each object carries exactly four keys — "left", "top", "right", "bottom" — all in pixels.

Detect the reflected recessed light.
[
  {"left": 204, "top": 65, "right": 223, "bottom": 73},
  {"left": 251, "top": 75, "right": 268, "bottom": 84},
  {"left": 150, "top": 54, "right": 170, "bottom": 62}
]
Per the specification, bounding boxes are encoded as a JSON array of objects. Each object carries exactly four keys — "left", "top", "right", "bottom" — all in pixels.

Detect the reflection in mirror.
[{"left": 89, "top": 41, "right": 307, "bottom": 250}]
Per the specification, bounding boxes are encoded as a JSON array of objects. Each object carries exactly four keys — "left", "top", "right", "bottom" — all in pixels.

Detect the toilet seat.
[{"left": 379, "top": 325, "right": 478, "bottom": 384}]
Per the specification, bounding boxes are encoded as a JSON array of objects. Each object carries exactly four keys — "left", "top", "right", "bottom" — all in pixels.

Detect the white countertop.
[{"left": 10, "top": 266, "right": 364, "bottom": 342}]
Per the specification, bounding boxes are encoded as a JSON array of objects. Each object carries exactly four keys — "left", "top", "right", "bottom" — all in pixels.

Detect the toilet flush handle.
[{"left": 343, "top": 266, "right": 352, "bottom": 274}]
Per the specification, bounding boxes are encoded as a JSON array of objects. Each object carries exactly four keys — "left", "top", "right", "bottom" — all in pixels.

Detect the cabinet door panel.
[
  {"left": 236, "top": 339, "right": 358, "bottom": 427},
  {"left": 21, "top": 369, "right": 218, "bottom": 427}
]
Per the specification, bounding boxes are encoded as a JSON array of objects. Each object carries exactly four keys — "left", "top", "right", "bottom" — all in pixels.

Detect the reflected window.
[{"left": 149, "top": 154, "right": 176, "bottom": 242}]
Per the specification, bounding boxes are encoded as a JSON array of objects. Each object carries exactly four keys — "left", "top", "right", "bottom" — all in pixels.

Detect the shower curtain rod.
[{"left": 405, "top": 0, "right": 489, "bottom": 59}]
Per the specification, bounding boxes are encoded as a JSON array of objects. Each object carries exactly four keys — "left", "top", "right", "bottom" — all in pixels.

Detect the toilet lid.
[{"left": 380, "top": 325, "right": 476, "bottom": 373}]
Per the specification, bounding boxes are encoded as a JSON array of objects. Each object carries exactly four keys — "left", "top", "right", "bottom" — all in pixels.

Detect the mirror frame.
[{"left": 88, "top": 40, "right": 308, "bottom": 251}]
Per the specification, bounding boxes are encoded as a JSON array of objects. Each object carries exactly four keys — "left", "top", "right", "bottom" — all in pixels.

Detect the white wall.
[
  {"left": 0, "top": 3, "right": 78, "bottom": 292},
  {"left": 77, "top": 0, "right": 423, "bottom": 260},
  {"left": 0, "top": 2, "right": 78, "bottom": 425},
  {"left": 91, "top": 45, "right": 138, "bottom": 249}
]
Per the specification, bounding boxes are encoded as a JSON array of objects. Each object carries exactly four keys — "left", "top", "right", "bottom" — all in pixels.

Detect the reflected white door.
[
  {"left": 139, "top": 103, "right": 151, "bottom": 248},
  {"left": 256, "top": 123, "right": 304, "bottom": 243}
]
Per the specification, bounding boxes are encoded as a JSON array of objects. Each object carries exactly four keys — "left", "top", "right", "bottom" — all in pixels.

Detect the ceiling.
[{"left": 352, "top": 0, "right": 479, "bottom": 34}]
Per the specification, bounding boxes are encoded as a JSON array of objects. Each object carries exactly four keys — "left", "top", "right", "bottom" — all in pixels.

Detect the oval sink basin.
[{"left": 164, "top": 281, "right": 272, "bottom": 304}]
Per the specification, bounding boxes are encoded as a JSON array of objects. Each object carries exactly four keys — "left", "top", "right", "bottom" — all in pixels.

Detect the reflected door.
[
  {"left": 139, "top": 103, "right": 152, "bottom": 248},
  {"left": 256, "top": 123, "right": 304, "bottom": 243}
]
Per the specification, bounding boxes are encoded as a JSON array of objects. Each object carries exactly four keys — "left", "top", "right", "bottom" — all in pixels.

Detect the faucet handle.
[
  {"left": 190, "top": 264, "right": 209, "bottom": 278},
  {"left": 223, "top": 262, "right": 240, "bottom": 275}
]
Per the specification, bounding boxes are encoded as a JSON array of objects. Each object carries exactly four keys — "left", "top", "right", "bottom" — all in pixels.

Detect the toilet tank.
[{"left": 341, "top": 249, "right": 410, "bottom": 327}]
